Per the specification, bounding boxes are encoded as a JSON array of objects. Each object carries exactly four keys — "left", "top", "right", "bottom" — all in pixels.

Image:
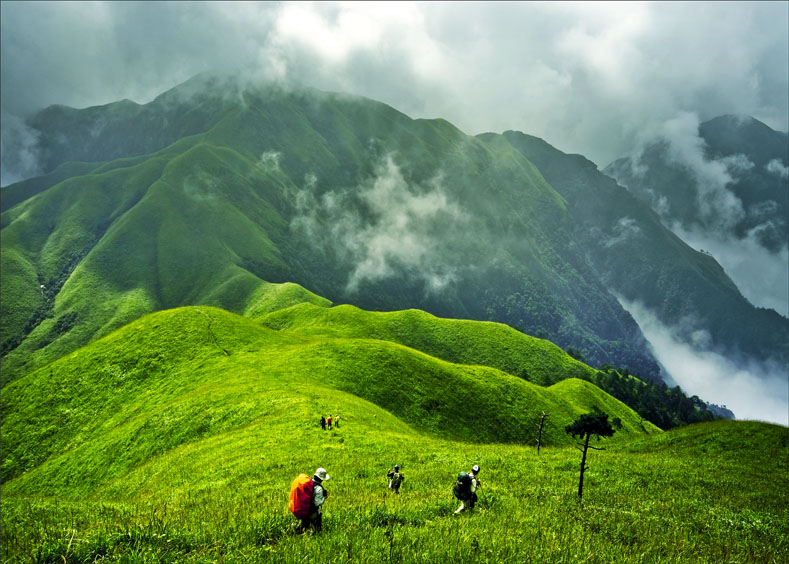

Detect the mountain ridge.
[
  {"left": 0, "top": 304, "right": 660, "bottom": 487},
  {"left": 2, "top": 74, "right": 786, "bottom": 396},
  {"left": 496, "top": 128, "right": 788, "bottom": 367},
  {"left": 1, "top": 75, "right": 660, "bottom": 382}
]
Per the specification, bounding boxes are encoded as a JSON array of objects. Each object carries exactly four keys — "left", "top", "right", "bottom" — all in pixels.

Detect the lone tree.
[
  {"left": 536, "top": 412, "right": 549, "bottom": 455},
  {"left": 565, "top": 408, "right": 622, "bottom": 499}
]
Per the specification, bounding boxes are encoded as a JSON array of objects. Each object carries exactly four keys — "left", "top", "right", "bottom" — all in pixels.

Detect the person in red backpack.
[{"left": 295, "top": 467, "right": 330, "bottom": 534}]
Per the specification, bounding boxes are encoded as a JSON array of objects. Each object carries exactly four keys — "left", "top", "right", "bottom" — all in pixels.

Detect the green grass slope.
[
  {"left": 0, "top": 306, "right": 657, "bottom": 492},
  {"left": 0, "top": 161, "right": 105, "bottom": 214},
  {"left": 258, "top": 302, "right": 593, "bottom": 386},
  {"left": 0, "top": 136, "right": 317, "bottom": 382},
  {"left": 2, "top": 75, "right": 663, "bottom": 387},
  {"left": 2, "top": 422, "right": 786, "bottom": 564},
  {"left": 0, "top": 306, "right": 784, "bottom": 563}
]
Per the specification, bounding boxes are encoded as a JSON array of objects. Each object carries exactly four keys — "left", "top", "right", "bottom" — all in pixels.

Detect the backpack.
[
  {"left": 453, "top": 472, "right": 473, "bottom": 500},
  {"left": 289, "top": 474, "right": 314, "bottom": 519},
  {"left": 389, "top": 471, "right": 403, "bottom": 487}
]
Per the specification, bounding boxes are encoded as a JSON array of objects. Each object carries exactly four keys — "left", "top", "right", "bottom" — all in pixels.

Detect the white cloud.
[
  {"left": 291, "top": 154, "right": 467, "bottom": 294},
  {"left": 1, "top": 1, "right": 786, "bottom": 184},
  {"left": 655, "top": 112, "right": 747, "bottom": 230},
  {"left": 274, "top": 2, "right": 385, "bottom": 65},
  {"left": 671, "top": 223, "right": 789, "bottom": 317},
  {"left": 766, "top": 158, "right": 789, "bottom": 179},
  {"left": 257, "top": 150, "right": 282, "bottom": 173},
  {"left": 0, "top": 110, "right": 43, "bottom": 186},
  {"left": 720, "top": 153, "right": 755, "bottom": 174},
  {"left": 615, "top": 111, "right": 789, "bottom": 317},
  {"left": 604, "top": 217, "right": 642, "bottom": 248},
  {"left": 621, "top": 298, "right": 789, "bottom": 425}
]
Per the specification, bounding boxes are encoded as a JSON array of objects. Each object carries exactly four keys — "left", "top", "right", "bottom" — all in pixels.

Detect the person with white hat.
[
  {"left": 453, "top": 464, "right": 481, "bottom": 515},
  {"left": 295, "top": 467, "right": 331, "bottom": 534},
  {"left": 310, "top": 467, "right": 330, "bottom": 532}
]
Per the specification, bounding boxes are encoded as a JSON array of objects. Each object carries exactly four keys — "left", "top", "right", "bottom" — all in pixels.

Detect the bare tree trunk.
[
  {"left": 578, "top": 433, "right": 590, "bottom": 498},
  {"left": 537, "top": 412, "right": 548, "bottom": 455}
]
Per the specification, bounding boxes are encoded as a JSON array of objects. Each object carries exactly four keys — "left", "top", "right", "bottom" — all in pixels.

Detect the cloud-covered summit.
[
  {"left": 2, "top": 1, "right": 787, "bottom": 186},
  {"left": 605, "top": 112, "right": 789, "bottom": 317}
]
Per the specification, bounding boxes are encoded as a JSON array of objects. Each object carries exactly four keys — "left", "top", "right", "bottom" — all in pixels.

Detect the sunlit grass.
[
  {"left": 2, "top": 421, "right": 787, "bottom": 563},
  {"left": 1, "top": 306, "right": 785, "bottom": 563}
]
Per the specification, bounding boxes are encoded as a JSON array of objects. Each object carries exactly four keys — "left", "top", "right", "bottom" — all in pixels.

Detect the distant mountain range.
[
  {"left": 2, "top": 73, "right": 786, "bottom": 395},
  {"left": 607, "top": 115, "right": 788, "bottom": 253}
]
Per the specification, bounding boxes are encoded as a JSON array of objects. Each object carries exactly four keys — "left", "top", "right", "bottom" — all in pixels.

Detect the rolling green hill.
[
  {"left": 0, "top": 305, "right": 658, "bottom": 490},
  {"left": 1, "top": 304, "right": 786, "bottom": 563},
  {"left": 257, "top": 302, "right": 594, "bottom": 386},
  {"left": 2, "top": 71, "right": 786, "bottom": 412}
]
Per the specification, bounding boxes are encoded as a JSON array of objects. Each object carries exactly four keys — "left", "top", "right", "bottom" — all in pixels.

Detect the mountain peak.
[{"left": 700, "top": 114, "right": 789, "bottom": 163}]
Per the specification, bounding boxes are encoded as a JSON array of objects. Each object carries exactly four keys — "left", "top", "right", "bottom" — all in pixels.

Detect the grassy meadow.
[
  {"left": 2, "top": 419, "right": 786, "bottom": 563},
  {"left": 1, "top": 304, "right": 787, "bottom": 563}
]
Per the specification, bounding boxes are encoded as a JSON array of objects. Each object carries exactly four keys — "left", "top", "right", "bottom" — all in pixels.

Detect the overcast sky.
[{"left": 2, "top": 1, "right": 787, "bottom": 169}]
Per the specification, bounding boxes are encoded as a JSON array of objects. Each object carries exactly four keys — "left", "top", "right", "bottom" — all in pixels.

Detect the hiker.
[
  {"left": 335, "top": 414, "right": 340, "bottom": 428},
  {"left": 327, "top": 415, "right": 333, "bottom": 430},
  {"left": 292, "top": 467, "right": 331, "bottom": 534},
  {"left": 453, "top": 464, "right": 481, "bottom": 514},
  {"left": 387, "top": 464, "right": 404, "bottom": 493},
  {"left": 320, "top": 415, "right": 326, "bottom": 431}
]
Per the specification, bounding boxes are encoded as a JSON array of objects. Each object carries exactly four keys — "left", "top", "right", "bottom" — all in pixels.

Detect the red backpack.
[{"left": 289, "top": 474, "right": 314, "bottom": 519}]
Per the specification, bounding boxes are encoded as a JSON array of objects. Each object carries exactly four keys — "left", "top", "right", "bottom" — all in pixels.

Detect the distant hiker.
[
  {"left": 453, "top": 464, "right": 481, "bottom": 514},
  {"left": 335, "top": 414, "right": 340, "bottom": 428},
  {"left": 387, "top": 464, "right": 404, "bottom": 493},
  {"left": 327, "top": 415, "right": 333, "bottom": 430},
  {"left": 320, "top": 416, "right": 326, "bottom": 431},
  {"left": 290, "top": 467, "right": 331, "bottom": 534}
]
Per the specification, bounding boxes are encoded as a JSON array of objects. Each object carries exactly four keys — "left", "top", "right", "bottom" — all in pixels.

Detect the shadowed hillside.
[{"left": 494, "top": 129, "right": 789, "bottom": 368}]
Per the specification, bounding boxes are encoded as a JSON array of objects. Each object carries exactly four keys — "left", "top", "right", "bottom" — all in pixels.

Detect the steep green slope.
[
  {"left": 606, "top": 115, "right": 788, "bottom": 252},
  {"left": 0, "top": 305, "right": 657, "bottom": 491},
  {"left": 0, "top": 138, "right": 306, "bottom": 381},
  {"left": 0, "top": 161, "right": 104, "bottom": 213},
  {"left": 495, "top": 129, "right": 789, "bottom": 366},
  {"left": 1, "top": 74, "right": 661, "bottom": 385}
]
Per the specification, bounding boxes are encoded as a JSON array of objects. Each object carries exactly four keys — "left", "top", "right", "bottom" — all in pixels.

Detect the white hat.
[
  {"left": 314, "top": 467, "right": 330, "bottom": 481},
  {"left": 472, "top": 464, "right": 480, "bottom": 474}
]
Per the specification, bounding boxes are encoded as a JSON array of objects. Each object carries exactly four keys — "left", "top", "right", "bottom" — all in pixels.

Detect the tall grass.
[
  {"left": 1, "top": 308, "right": 785, "bottom": 562},
  {"left": 2, "top": 421, "right": 787, "bottom": 563}
]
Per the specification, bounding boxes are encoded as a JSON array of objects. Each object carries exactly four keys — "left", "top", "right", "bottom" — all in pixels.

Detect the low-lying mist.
[
  {"left": 671, "top": 224, "right": 789, "bottom": 318},
  {"left": 621, "top": 298, "right": 788, "bottom": 425}
]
